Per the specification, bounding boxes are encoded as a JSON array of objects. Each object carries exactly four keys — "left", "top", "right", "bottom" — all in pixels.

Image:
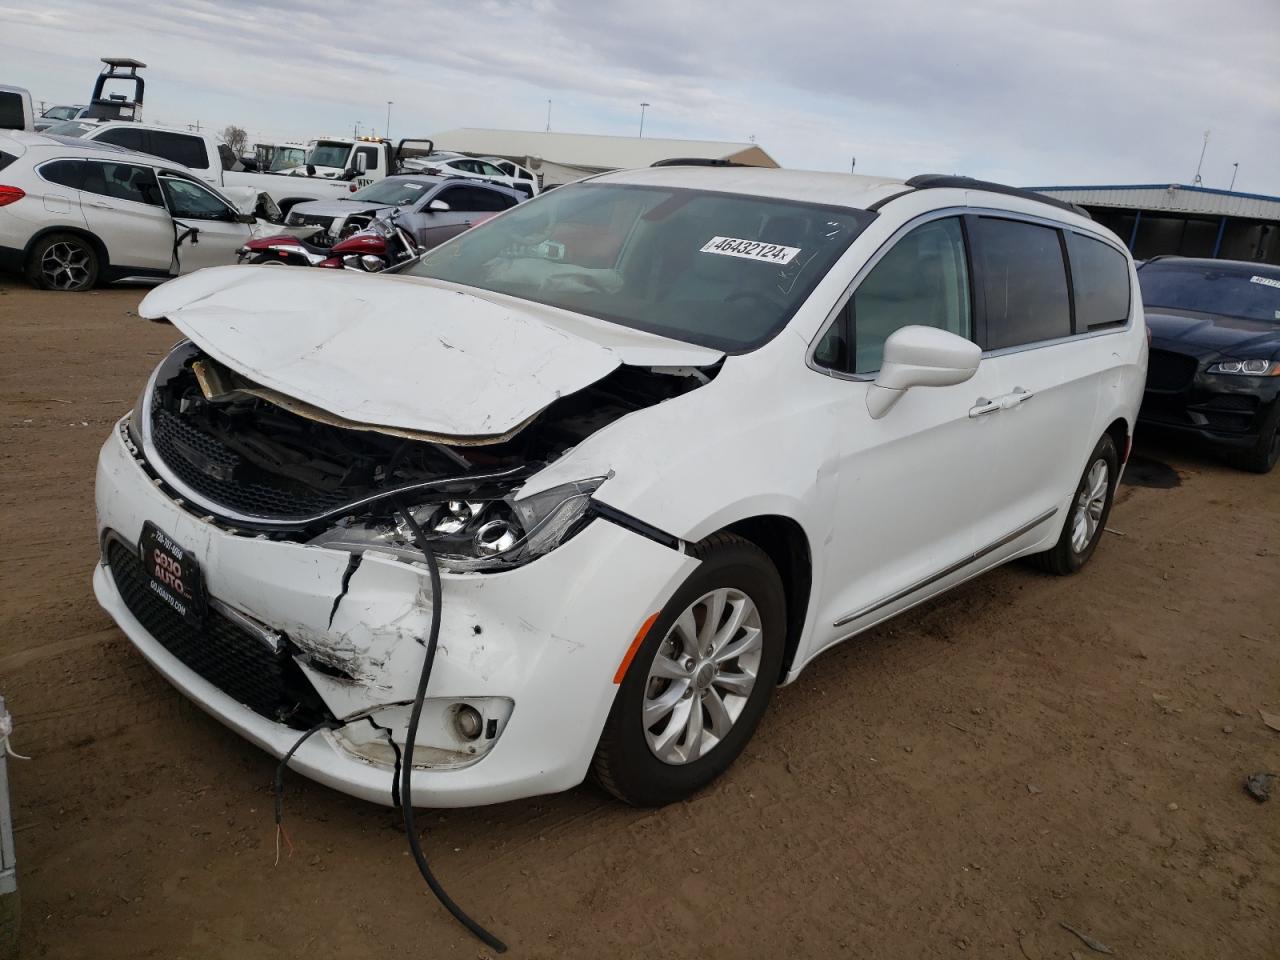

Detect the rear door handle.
[
  {"left": 999, "top": 387, "right": 1035, "bottom": 409},
  {"left": 969, "top": 397, "right": 1001, "bottom": 418}
]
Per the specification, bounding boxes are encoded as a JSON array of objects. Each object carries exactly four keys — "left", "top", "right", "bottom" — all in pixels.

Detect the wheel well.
[
  {"left": 23, "top": 226, "right": 109, "bottom": 272},
  {"left": 721, "top": 515, "right": 812, "bottom": 680},
  {"left": 276, "top": 198, "right": 307, "bottom": 215},
  {"left": 1105, "top": 417, "right": 1131, "bottom": 462}
]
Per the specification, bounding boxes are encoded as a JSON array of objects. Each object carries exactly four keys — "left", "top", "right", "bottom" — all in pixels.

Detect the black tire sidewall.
[
  {"left": 602, "top": 541, "right": 786, "bottom": 806},
  {"left": 1062, "top": 434, "right": 1119, "bottom": 571},
  {"left": 27, "top": 233, "right": 99, "bottom": 291}
]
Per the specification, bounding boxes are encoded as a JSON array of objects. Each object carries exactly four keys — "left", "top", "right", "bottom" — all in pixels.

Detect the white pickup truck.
[{"left": 73, "top": 123, "right": 399, "bottom": 215}]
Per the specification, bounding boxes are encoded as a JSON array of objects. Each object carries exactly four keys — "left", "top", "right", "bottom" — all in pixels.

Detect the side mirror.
[
  {"left": 355, "top": 153, "right": 368, "bottom": 175},
  {"left": 305, "top": 163, "right": 316, "bottom": 176},
  {"left": 427, "top": 198, "right": 451, "bottom": 212},
  {"left": 865, "top": 326, "right": 980, "bottom": 419},
  {"left": 234, "top": 212, "right": 257, "bottom": 224}
]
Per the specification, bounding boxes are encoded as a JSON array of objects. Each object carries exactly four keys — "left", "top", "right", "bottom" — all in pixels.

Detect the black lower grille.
[
  {"left": 1146, "top": 349, "right": 1199, "bottom": 392},
  {"left": 151, "top": 407, "right": 353, "bottom": 521},
  {"left": 107, "top": 539, "right": 325, "bottom": 728}
]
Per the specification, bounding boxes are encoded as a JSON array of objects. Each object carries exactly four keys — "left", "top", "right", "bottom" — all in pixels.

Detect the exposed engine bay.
[{"left": 134, "top": 341, "right": 713, "bottom": 570}]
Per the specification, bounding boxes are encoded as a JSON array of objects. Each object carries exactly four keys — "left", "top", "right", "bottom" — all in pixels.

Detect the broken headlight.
[{"left": 309, "top": 478, "right": 607, "bottom": 571}]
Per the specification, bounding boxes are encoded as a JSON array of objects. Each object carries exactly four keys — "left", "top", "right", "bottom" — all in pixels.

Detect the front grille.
[
  {"left": 1146, "top": 349, "right": 1199, "bottom": 392},
  {"left": 107, "top": 539, "right": 325, "bottom": 729},
  {"left": 150, "top": 406, "right": 353, "bottom": 521}
]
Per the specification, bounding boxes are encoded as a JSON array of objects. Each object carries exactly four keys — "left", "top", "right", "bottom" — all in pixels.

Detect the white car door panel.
[
  {"left": 79, "top": 160, "right": 174, "bottom": 272},
  {"left": 160, "top": 176, "right": 254, "bottom": 274},
  {"left": 810, "top": 367, "right": 1006, "bottom": 650},
  {"left": 964, "top": 214, "right": 1101, "bottom": 559},
  {"left": 807, "top": 215, "right": 1005, "bottom": 649}
]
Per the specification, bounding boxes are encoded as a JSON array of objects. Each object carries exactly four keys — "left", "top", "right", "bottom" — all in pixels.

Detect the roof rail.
[
  {"left": 650, "top": 157, "right": 744, "bottom": 168},
  {"left": 903, "top": 174, "right": 1092, "bottom": 219}
]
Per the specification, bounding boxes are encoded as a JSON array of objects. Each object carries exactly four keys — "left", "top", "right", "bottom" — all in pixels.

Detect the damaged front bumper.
[{"left": 94, "top": 421, "right": 697, "bottom": 807}]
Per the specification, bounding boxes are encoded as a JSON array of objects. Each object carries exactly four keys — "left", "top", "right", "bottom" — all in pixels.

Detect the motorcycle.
[{"left": 237, "top": 210, "right": 421, "bottom": 272}]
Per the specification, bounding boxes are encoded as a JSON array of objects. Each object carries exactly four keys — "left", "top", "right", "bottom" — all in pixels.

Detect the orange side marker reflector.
[{"left": 613, "top": 611, "right": 661, "bottom": 684}]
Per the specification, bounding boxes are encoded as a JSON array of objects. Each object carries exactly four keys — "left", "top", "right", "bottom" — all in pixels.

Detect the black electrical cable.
[
  {"left": 273, "top": 719, "right": 340, "bottom": 859},
  {"left": 397, "top": 505, "right": 508, "bottom": 953}
]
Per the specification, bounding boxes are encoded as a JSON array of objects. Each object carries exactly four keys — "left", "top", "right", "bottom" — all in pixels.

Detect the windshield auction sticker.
[
  {"left": 1249, "top": 275, "right": 1280, "bottom": 289},
  {"left": 701, "top": 236, "right": 801, "bottom": 264}
]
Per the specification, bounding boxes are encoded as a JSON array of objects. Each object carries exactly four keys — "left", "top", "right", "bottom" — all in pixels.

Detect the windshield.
[
  {"left": 43, "top": 106, "right": 80, "bottom": 121},
  {"left": 350, "top": 178, "right": 435, "bottom": 206},
  {"left": 44, "top": 120, "right": 94, "bottom": 137},
  {"left": 404, "top": 182, "right": 874, "bottom": 351},
  {"left": 307, "top": 141, "right": 351, "bottom": 169},
  {"left": 269, "top": 147, "right": 305, "bottom": 171},
  {"left": 1139, "top": 262, "right": 1280, "bottom": 323}
]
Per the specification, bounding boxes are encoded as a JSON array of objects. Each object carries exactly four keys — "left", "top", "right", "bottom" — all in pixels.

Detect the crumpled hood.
[
  {"left": 289, "top": 199, "right": 395, "bottom": 219},
  {"left": 1146, "top": 308, "right": 1280, "bottom": 358},
  {"left": 138, "top": 266, "right": 722, "bottom": 442}
]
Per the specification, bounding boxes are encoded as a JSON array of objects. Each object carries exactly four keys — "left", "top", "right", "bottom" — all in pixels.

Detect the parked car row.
[{"left": 0, "top": 130, "right": 532, "bottom": 289}]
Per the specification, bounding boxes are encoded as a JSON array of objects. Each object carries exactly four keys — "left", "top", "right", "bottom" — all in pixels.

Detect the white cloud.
[{"left": 2, "top": 0, "right": 1277, "bottom": 193}]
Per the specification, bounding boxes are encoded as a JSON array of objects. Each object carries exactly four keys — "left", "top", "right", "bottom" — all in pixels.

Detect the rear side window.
[
  {"left": 81, "top": 161, "right": 164, "bottom": 206},
  {"left": 148, "top": 131, "right": 209, "bottom": 170},
  {"left": 0, "top": 91, "right": 26, "bottom": 130},
  {"left": 217, "top": 143, "right": 238, "bottom": 171},
  {"left": 95, "top": 126, "right": 149, "bottom": 153},
  {"left": 1066, "top": 232, "right": 1130, "bottom": 330},
  {"left": 974, "top": 217, "right": 1071, "bottom": 349},
  {"left": 437, "top": 185, "right": 514, "bottom": 212},
  {"left": 39, "top": 159, "right": 84, "bottom": 189},
  {"left": 0, "top": 150, "right": 17, "bottom": 173}
]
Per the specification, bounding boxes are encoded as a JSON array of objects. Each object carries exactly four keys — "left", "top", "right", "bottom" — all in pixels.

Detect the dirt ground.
[{"left": 1, "top": 274, "right": 1277, "bottom": 960}]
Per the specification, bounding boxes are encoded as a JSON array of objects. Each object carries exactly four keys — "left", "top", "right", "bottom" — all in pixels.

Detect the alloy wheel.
[
  {"left": 1070, "top": 458, "right": 1109, "bottom": 553},
  {"left": 642, "top": 587, "right": 763, "bottom": 765},
  {"left": 40, "top": 240, "right": 92, "bottom": 290}
]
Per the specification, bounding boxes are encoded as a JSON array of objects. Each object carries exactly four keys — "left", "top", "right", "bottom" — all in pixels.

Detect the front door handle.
[{"left": 969, "top": 397, "right": 1001, "bottom": 418}]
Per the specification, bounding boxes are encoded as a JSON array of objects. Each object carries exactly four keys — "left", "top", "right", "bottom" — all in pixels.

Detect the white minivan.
[{"left": 93, "top": 166, "right": 1146, "bottom": 808}]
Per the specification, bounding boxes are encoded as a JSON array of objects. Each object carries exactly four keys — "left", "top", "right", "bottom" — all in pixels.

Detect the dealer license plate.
[{"left": 139, "top": 522, "right": 205, "bottom": 625}]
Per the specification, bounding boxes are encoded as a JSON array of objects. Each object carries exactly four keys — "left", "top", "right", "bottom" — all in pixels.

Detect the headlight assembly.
[
  {"left": 309, "top": 477, "right": 608, "bottom": 571},
  {"left": 1207, "top": 358, "right": 1278, "bottom": 376}
]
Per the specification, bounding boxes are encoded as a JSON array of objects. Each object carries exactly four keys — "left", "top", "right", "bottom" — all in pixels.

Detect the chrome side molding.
[{"left": 832, "top": 506, "right": 1059, "bottom": 628}]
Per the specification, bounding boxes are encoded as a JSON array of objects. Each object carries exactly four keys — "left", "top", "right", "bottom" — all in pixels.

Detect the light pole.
[
  {"left": 1229, "top": 162, "right": 1239, "bottom": 192},
  {"left": 545, "top": 99, "right": 552, "bottom": 133},
  {"left": 1192, "top": 129, "right": 1209, "bottom": 186},
  {"left": 639, "top": 102, "right": 650, "bottom": 138},
  {"left": 385, "top": 101, "right": 393, "bottom": 141}
]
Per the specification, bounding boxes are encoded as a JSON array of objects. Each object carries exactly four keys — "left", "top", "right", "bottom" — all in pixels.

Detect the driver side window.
[
  {"left": 815, "top": 217, "right": 972, "bottom": 374},
  {"left": 160, "top": 177, "right": 233, "bottom": 221}
]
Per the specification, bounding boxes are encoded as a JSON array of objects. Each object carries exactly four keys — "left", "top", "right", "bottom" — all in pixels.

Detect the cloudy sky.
[{"left": 3, "top": 0, "right": 1278, "bottom": 194}]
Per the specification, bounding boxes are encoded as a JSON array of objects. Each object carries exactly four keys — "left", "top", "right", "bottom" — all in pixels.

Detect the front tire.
[
  {"left": 592, "top": 532, "right": 785, "bottom": 806},
  {"left": 25, "top": 233, "right": 99, "bottom": 291},
  {"left": 1034, "top": 433, "right": 1119, "bottom": 575}
]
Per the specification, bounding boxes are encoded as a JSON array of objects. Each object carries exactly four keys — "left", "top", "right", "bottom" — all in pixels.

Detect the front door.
[
  {"left": 159, "top": 176, "right": 254, "bottom": 274},
  {"left": 809, "top": 215, "right": 1006, "bottom": 649}
]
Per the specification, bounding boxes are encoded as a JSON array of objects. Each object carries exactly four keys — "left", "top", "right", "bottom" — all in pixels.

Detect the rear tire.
[
  {"left": 249, "top": 254, "right": 293, "bottom": 266},
  {"left": 1033, "top": 433, "right": 1119, "bottom": 576},
  {"left": 1225, "top": 403, "right": 1280, "bottom": 474},
  {"left": 591, "top": 532, "right": 785, "bottom": 806},
  {"left": 25, "top": 233, "right": 99, "bottom": 291}
]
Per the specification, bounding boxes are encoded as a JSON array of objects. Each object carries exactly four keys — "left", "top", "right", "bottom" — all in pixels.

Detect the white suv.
[
  {"left": 93, "top": 166, "right": 1146, "bottom": 808},
  {"left": 0, "top": 130, "right": 268, "bottom": 290}
]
